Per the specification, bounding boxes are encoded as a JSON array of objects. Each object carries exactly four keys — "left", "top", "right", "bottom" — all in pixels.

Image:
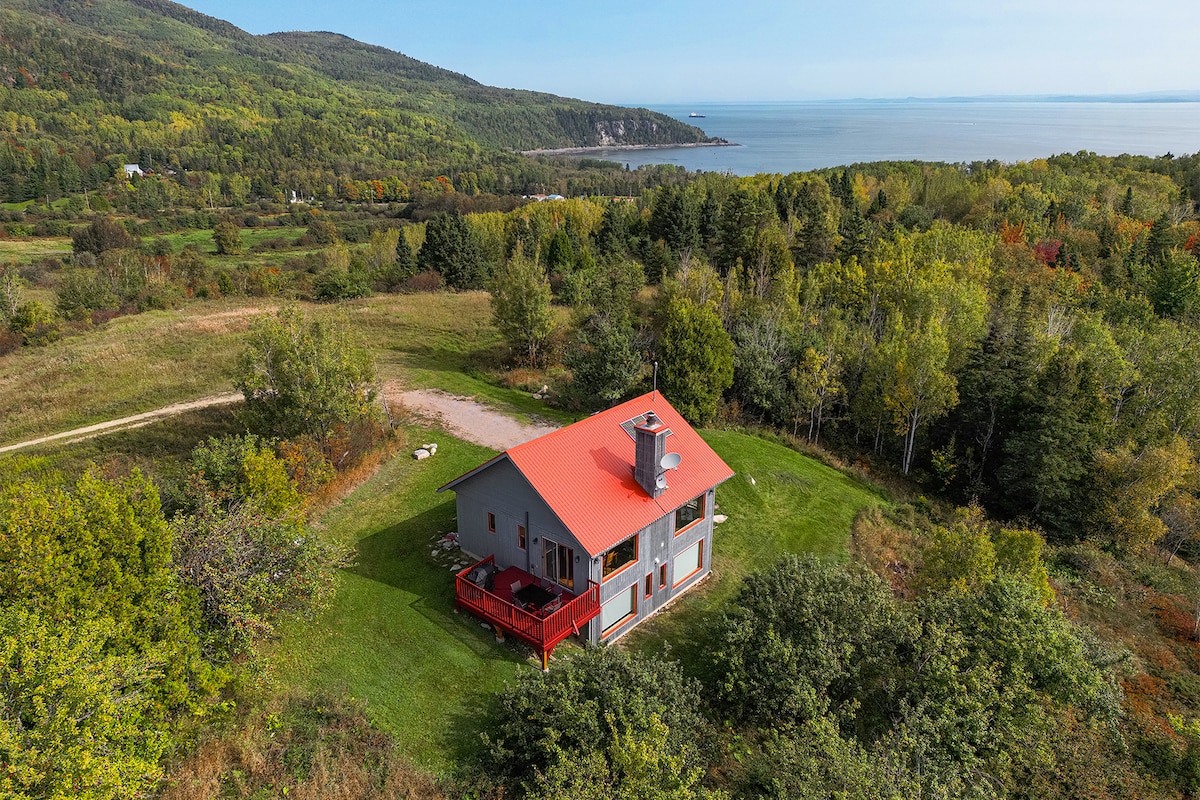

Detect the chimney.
[{"left": 634, "top": 412, "right": 668, "bottom": 498}]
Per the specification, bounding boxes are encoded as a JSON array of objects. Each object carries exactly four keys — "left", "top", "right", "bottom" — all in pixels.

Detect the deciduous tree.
[
  {"left": 233, "top": 307, "right": 379, "bottom": 448},
  {"left": 489, "top": 250, "right": 556, "bottom": 367}
]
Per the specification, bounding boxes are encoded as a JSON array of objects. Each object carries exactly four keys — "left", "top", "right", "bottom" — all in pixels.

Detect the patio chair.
[{"left": 509, "top": 579, "right": 523, "bottom": 595}]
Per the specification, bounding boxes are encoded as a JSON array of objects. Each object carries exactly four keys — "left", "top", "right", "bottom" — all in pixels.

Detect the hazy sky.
[{"left": 179, "top": 1, "right": 1200, "bottom": 104}]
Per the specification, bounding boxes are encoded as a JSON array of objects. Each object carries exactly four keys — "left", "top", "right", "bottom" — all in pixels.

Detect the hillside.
[{"left": 0, "top": 0, "right": 714, "bottom": 203}]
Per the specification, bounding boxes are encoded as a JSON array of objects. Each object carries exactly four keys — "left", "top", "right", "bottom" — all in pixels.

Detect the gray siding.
[
  {"left": 451, "top": 458, "right": 586, "bottom": 582},
  {"left": 587, "top": 488, "right": 716, "bottom": 644},
  {"left": 451, "top": 461, "right": 720, "bottom": 645}
]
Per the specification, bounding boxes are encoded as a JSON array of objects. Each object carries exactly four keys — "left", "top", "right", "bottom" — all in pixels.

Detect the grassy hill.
[{"left": 0, "top": 0, "right": 714, "bottom": 203}]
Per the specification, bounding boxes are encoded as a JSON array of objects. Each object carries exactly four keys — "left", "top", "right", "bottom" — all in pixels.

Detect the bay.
[{"left": 586, "top": 100, "right": 1200, "bottom": 175}]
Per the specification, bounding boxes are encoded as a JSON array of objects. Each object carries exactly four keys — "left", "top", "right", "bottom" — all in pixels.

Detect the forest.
[{"left": 5, "top": 0, "right": 1200, "bottom": 797}]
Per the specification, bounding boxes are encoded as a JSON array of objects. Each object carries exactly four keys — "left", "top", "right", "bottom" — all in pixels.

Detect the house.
[
  {"left": 438, "top": 392, "right": 734, "bottom": 668},
  {"left": 123, "top": 164, "right": 144, "bottom": 178}
]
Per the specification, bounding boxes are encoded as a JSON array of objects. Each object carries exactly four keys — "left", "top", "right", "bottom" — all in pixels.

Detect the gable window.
[
  {"left": 487, "top": 512, "right": 496, "bottom": 533},
  {"left": 517, "top": 524, "right": 527, "bottom": 550},
  {"left": 601, "top": 584, "right": 637, "bottom": 636},
  {"left": 601, "top": 535, "right": 638, "bottom": 581},
  {"left": 673, "top": 539, "right": 703, "bottom": 587},
  {"left": 674, "top": 494, "right": 705, "bottom": 534}
]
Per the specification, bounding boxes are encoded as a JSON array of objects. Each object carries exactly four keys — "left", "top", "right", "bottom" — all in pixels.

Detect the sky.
[{"left": 178, "top": 0, "right": 1200, "bottom": 105}]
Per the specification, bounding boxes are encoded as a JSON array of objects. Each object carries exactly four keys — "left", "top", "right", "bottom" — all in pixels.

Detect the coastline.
[{"left": 520, "top": 140, "right": 738, "bottom": 156}]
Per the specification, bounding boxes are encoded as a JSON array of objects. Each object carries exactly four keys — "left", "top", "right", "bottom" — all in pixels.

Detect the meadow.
[{"left": 1, "top": 290, "right": 884, "bottom": 773}]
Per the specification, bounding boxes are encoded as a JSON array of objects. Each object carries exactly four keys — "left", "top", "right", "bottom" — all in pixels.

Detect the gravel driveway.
[{"left": 390, "top": 387, "right": 559, "bottom": 450}]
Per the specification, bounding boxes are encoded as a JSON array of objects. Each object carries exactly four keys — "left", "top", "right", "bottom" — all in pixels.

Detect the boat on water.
[{"left": 689, "top": 112, "right": 706, "bottom": 118}]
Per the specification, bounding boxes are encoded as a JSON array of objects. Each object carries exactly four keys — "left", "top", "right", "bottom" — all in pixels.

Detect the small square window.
[{"left": 487, "top": 512, "right": 496, "bottom": 533}]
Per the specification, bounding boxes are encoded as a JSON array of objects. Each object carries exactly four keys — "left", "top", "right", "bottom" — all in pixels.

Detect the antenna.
[{"left": 654, "top": 452, "right": 682, "bottom": 492}]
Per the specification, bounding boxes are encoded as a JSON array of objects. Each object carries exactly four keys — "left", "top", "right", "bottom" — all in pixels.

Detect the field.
[
  {"left": 0, "top": 292, "right": 574, "bottom": 447},
  {"left": 0, "top": 291, "right": 885, "bottom": 775}
]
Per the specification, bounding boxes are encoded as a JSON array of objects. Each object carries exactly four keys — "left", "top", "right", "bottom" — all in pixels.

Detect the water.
[{"left": 585, "top": 100, "right": 1200, "bottom": 175}]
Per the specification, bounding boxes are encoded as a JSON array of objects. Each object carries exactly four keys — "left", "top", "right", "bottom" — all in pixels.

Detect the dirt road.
[
  {"left": 387, "top": 388, "right": 559, "bottom": 450},
  {"left": 0, "top": 385, "right": 558, "bottom": 455},
  {"left": 0, "top": 393, "right": 245, "bottom": 454}
]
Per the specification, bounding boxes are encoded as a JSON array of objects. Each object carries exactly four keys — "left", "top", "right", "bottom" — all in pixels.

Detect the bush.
[
  {"left": 171, "top": 491, "right": 346, "bottom": 655},
  {"left": 403, "top": 269, "right": 444, "bottom": 292},
  {"left": 56, "top": 268, "right": 119, "bottom": 320},
  {"left": 234, "top": 308, "right": 379, "bottom": 447},
  {"left": 11, "top": 300, "right": 61, "bottom": 345},
  {"left": 483, "top": 647, "right": 718, "bottom": 800},
  {"left": 213, "top": 218, "right": 243, "bottom": 255},
  {"left": 71, "top": 216, "right": 135, "bottom": 255}
]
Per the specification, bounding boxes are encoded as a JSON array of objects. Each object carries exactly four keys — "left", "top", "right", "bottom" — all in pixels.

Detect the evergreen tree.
[
  {"left": 649, "top": 185, "right": 700, "bottom": 256},
  {"left": 566, "top": 311, "right": 642, "bottom": 409},
  {"left": 419, "top": 211, "right": 484, "bottom": 289},
  {"left": 838, "top": 204, "right": 869, "bottom": 263},
  {"left": 1119, "top": 186, "right": 1135, "bottom": 216},
  {"left": 660, "top": 275, "right": 734, "bottom": 425}
]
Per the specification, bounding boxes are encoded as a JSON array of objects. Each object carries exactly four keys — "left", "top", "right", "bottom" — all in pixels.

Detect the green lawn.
[
  {"left": 156, "top": 225, "right": 304, "bottom": 254},
  {"left": 268, "top": 428, "right": 528, "bottom": 773},
  {"left": 267, "top": 422, "right": 884, "bottom": 772},
  {"left": 623, "top": 429, "right": 884, "bottom": 661}
]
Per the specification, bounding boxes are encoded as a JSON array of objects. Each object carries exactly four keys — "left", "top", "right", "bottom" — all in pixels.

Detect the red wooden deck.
[{"left": 455, "top": 556, "right": 601, "bottom": 669}]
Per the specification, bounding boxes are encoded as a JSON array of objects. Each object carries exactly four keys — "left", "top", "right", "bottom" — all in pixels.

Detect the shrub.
[
  {"left": 71, "top": 216, "right": 134, "bottom": 255},
  {"left": 11, "top": 300, "right": 61, "bottom": 345},
  {"left": 483, "top": 647, "right": 718, "bottom": 800},
  {"left": 403, "top": 269, "right": 444, "bottom": 292}
]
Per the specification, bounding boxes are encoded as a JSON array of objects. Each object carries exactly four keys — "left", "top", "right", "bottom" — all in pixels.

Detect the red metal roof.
[{"left": 440, "top": 392, "right": 734, "bottom": 556}]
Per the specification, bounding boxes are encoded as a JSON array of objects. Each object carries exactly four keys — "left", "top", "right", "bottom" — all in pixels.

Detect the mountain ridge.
[{"left": 0, "top": 0, "right": 715, "bottom": 202}]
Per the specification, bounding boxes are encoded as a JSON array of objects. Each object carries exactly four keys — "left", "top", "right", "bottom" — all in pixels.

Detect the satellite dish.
[
  {"left": 660, "top": 452, "right": 682, "bottom": 471},
  {"left": 655, "top": 474, "right": 668, "bottom": 490}
]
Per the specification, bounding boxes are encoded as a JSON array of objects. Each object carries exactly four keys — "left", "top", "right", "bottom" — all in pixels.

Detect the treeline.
[{"left": 455, "top": 153, "right": 1200, "bottom": 546}]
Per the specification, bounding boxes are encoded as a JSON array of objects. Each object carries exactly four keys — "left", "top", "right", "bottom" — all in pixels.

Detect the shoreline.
[{"left": 521, "top": 140, "right": 739, "bottom": 157}]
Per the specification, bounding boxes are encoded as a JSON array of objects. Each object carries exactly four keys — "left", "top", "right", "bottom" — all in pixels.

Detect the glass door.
[{"left": 542, "top": 537, "right": 575, "bottom": 590}]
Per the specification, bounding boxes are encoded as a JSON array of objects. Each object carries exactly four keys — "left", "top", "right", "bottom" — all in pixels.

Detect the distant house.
[
  {"left": 123, "top": 164, "right": 144, "bottom": 178},
  {"left": 439, "top": 392, "right": 734, "bottom": 668}
]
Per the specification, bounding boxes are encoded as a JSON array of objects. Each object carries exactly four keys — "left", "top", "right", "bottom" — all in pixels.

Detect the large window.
[
  {"left": 674, "top": 494, "right": 705, "bottom": 533},
  {"left": 542, "top": 537, "right": 574, "bottom": 590},
  {"left": 673, "top": 540, "right": 703, "bottom": 587},
  {"left": 601, "top": 584, "right": 637, "bottom": 635},
  {"left": 601, "top": 535, "right": 638, "bottom": 581}
]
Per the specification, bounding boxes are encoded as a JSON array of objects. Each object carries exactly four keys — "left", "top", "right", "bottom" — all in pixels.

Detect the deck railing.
[{"left": 455, "top": 556, "right": 600, "bottom": 653}]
